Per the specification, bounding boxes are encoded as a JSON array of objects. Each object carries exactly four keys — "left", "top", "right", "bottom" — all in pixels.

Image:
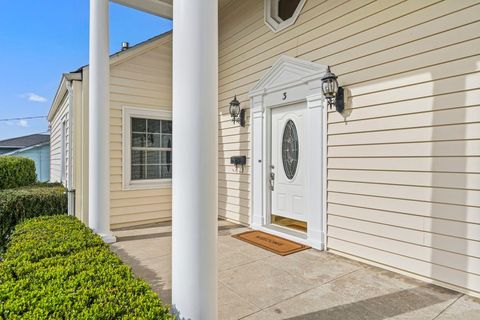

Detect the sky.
[{"left": 0, "top": 1, "right": 172, "bottom": 140}]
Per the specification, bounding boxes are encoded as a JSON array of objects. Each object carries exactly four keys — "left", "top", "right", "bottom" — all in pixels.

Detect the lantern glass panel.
[
  {"left": 330, "top": 79, "right": 338, "bottom": 94},
  {"left": 230, "top": 104, "right": 240, "bottom": 118},
  {"left": 325, "top": 78, "right": 338, "bottom": 98}
]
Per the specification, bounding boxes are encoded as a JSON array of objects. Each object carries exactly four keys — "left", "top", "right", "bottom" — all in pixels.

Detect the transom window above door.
[
  {"left": 123, "top": 107, "right": 172, "bottom": 190},
  {"left": 265, "top": 0, "right": 306, "bottom": 33}
]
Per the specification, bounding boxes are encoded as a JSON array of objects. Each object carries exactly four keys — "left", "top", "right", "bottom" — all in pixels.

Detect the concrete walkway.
[{"left": 110, "top": 220, "right": 480, "bottom": 320}]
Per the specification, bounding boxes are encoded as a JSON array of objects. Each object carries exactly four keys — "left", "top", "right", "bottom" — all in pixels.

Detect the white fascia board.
[
  {"left": 112, "top": 0, "right": 173, "bottom": 19},
  {"left": 109, "top": 31, "right": 172, "bottom": 67},
  {"left": 48, "top": 73, "right": 83, "bottom": 122},
  {"left": 64, "top": 73, "right": 82, "bottom": 81},
  {"left": 48, "top": 76, "right": 68, "bottom": 122},
  {"left": 4, "top": 142, "right": 50, "bottom": 156}
]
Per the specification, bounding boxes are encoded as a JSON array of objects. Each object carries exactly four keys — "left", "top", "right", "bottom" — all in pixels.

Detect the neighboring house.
[
  {"left": 64, "top": 0, "right": 480, "bottom": 305},
  {"left": 48, "top": 32, "right": 172, "bottom": 226},
  {"left": 0, "top": 134, "right": 50, "bottom": 182}
]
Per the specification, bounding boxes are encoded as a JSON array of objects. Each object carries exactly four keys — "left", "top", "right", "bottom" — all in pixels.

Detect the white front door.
[{"left": 271, "top": 102, "right": 307, "bottom": 223}]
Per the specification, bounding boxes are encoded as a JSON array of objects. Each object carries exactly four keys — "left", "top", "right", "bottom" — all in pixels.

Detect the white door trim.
[{"left": 249, "top": 56, "right": 328, "bottom": 250}]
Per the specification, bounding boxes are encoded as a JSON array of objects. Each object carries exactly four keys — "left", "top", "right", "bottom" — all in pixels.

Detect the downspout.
[{"left": 65, "top": 79, "right": 75, "bottom": 217}]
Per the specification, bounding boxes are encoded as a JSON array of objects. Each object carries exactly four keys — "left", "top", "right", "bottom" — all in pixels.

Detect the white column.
[
  {"left": 89, "top": 0, "right": 115, "bottom": 243},
  {"left": 172, "top": 0, "right": 218, "bottom": 319}
]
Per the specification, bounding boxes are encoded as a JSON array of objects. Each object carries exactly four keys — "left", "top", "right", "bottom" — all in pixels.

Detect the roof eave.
[
  {"left": 3, "top": 141, "right": 50, "bottom": 155},
  {"left": 47, "top": 30, "right": 172, "bottom": 122},
  {"left": 48, "top": 72, "right": 82, "bottom": 121}
]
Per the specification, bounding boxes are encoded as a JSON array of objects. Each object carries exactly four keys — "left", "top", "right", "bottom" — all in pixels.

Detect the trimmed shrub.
[
  {"left": 0, "top": 156, "right": 37, "bottom": 190},
  {"left": 0, "top": 184, "right": 67, "bottom": 253},
  {"left": 0, "top": 216, "right": 172, "bottom": 319},
  {"left": 3, "top": 213, "right": 100, "bottom": 263}
]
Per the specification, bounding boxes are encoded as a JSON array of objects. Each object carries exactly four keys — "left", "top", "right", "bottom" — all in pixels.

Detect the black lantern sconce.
[
  {"left": 321, "top": 66, "right": 345, "bottom": 114},
  {"left": 229, "top": 95, "right": 246, "bottom": 127}
]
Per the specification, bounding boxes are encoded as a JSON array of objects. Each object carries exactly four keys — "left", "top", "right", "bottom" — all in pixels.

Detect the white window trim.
[
  {"left": 122, "top": 106, "right": 172, "bottom": 190},
  {"left": 264, "top": 0, "right": 306, "bottom": 33}
]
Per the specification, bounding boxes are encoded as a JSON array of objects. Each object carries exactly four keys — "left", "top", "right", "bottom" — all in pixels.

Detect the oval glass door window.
[{"left": 282, "top": 120, "right": 299, "bottom": 180}]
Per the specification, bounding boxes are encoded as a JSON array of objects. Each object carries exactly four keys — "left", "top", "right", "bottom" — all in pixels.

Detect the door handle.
[{"left": 269, "top": 172, "right": 275, "bottom": 191}]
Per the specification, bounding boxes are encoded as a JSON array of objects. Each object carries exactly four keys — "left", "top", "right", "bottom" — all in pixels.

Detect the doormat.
[{"left": 232, "top": 230, "right": 310, "bottom": 256}]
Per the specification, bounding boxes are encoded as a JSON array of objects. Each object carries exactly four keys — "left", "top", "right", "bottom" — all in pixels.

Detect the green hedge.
[
  {"left": 0, "top": 216, "right": 172, "bottom": 319},
  {"left": 0, "top": 184, "right": 68, "bottom": 253},
  {"left": 0, "top": 157, "right": 37, "bottom": 190}
]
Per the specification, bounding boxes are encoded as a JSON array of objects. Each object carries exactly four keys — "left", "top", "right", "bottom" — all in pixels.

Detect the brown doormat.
[{"left": 232, "top": 230, "right": 310, "bottom": 256}]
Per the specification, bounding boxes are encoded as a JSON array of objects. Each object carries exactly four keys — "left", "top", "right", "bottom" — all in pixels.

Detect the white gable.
[{"left": 249, "top": 55, "right": 327, "bottom": 97}]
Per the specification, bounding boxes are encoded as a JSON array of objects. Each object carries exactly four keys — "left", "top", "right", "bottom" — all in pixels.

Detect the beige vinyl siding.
[
  {"left": 49, "top": 94, "right": 69, "bottom": 184},
  {"left": 219, "top": 0, "right": 480, "bottom": 295},
  {"left": 73, "top": 78, "right": 88, "bottom": 223},
  {"left": 109, "top": 34, "right": 173, "bottom": 229}
]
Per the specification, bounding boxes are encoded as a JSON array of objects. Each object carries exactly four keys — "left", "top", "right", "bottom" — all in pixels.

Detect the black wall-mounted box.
[{"left": 230, "top": 156, "right": 247, "bottom": 166}]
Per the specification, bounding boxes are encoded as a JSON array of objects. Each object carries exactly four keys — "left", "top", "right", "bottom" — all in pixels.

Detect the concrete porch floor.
[{"left": 110, "top": 220, "right": 480, "bottom": 320}]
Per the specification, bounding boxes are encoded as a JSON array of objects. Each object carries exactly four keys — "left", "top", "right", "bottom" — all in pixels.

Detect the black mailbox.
[
  {"left": 230, "top": 156, "right": 247, "bottom": 166},
  {"left": 230, "top": 156, "right": 247, "bottom": 173}
]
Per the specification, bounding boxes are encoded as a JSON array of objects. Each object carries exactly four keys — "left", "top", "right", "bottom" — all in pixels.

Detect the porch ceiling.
[
  {"left": 111, "top": 0, "right": 231, "bottom": 19},
  {"left": 111, "top": 0, "right": 173, "bottom": 19}
]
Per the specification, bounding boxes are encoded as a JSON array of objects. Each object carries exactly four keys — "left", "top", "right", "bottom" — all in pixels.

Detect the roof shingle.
[{"left": 0, "top": 134, "right": 50, "bottom": 148}]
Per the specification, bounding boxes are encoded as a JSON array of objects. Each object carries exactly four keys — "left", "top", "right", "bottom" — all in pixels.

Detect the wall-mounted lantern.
[
  {"left": 229, "top": 95, "right": 246, "bottom": 127},
  {"left": 321, "top": 66, "right": 344, "bottom": 114}
]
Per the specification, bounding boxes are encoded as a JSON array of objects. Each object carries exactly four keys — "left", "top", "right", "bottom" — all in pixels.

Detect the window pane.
[
  {"left": 146, "top": 165, "right": 161, "bottom": 179},
  {"left": 278, "top": 0, "right": 301, "bottom": 21},
  {"left": 129, "top": 116, "right": 173, "bottom": 182},
  {"left": 131, "top": 165, "right": 145, "bottom": 180},
  {"left": 148, "top": 119, "right": 161, "bottom": 133},
  {"left": 147, "top": 151, "right": 160, "bottom": 164},
  {"left": 132, "top": 118, "right": 146, "bottom": 132},
  {"left": 161, "top": 134, "right": 172, "bottom": 148},
  {"left": 162, "top": 120, "right": 172, "bottom": 134},
  {"left": 131, "top": 150, "right": 145, "bottom": 165},
  {"left": 147, "top": 133, "right": 161, "bottom": 148},
  {"left": 132, "top": 133, "right": 146, "bottom": 147},
  {"left": 282, "top": 120, "right": 299, "bottom": 180},
  {"left": 161, "top": 151, "right": 172, "bottom": 164},
  {"left": 161, "top": 165, "right": 172, "bottom": 179}
]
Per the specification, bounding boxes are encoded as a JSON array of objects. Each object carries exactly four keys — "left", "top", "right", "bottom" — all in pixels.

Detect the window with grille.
[
  {"left": 131, "top": 117, "right": 172, "bottom": 180},
  {"left": 123, "top": 107, "right": 172, "bottom": 189}
]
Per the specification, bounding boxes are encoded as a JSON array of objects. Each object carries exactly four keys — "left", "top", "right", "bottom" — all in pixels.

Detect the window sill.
[{"left": 122, "top": 180, "right": 172, "bottom": 191}]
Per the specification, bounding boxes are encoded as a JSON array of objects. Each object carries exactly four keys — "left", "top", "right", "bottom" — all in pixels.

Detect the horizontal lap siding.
[
  {"left": 219, "top": 0, "right": 480, "bottom": 295},
  {"left": 109, "top": 36, "right": 173, "bottom": 229},
  {"left": 50, "top": 95, "right": 69, "bottom": 184}
]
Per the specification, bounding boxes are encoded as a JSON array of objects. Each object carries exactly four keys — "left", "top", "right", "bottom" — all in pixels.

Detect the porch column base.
[{"left": 97, "top": 232, "right": 117, "bottom": 244}]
